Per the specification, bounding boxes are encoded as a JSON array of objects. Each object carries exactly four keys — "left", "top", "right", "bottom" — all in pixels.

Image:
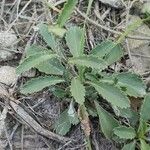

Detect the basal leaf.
[
  {"left": 113, "top": 126, "right": 136, "bottom": 139},
  {"left": 69, "top": 55, "right": 108, "bottom": 70},
  {"left": 116, "top": 72, "right": 146, "bottom": 97},
  {"left": 16, "top": 53, "right": 57, "bottom": 74},
  {"left": 66, "top": 27, "right": 85, "bottom": 57},
  {"left": 122, "top": 141, "right": 136, "bottom": 150},
  {"left": 36, "top": 58, "right": 64, "bottom": 75},
  {"left": 91, "top": 40, "right": 123, "bottom": 65},
  {"left": 91, "top": 40, "right": 114, "bottom": 57},
  {"left": 26, "top": 44, "right": 51, "bottom": 56},
  {"left": 70, "top": 77, "right": 85, "bottom": 104},
  {"left": 54, "top": 109, "right": 71, "bottom": 135},
  {"left": 48, "top": 25, "right": 66, "bottom": 38},
  {"left": 104, "top": 43, "right": 123, "bottom": 65},
  {"left": 54, "top": 107, "right": 79, "bottom": 135},
  {"left": 140, "top": 94, "right": 150, "bottom": 121},
  {"left": 38, "top": 24, "right": 56, "bottom": 50},
  {"left": 140, "top": 139, "right": 150, "bottom": 150},
  {"left": 95, "top": 101, "right": 119, "bottom": 139},
  {"left": 20, "top": 76, "right": 64, "bottom": 94},
  {"left": 89, "top": 81, "right": 130, "bottom": 108},
  {"left": 57, "top": 0, "right": 78, "bottom": 27}
]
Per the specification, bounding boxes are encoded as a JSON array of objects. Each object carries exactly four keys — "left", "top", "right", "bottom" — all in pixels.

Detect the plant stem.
[{"left": 86, "top": 136, "right": 92, "bottom": 150}]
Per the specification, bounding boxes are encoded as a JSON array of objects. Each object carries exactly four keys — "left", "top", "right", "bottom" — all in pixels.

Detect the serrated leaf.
[
  {"left": 38, "top": 24, "right": 56, "bottom": 50},
  {"left": 57, "top": 0, "right": 78, "bottom": 27},
  {"left": 89, "top": 81, "right": 130, "bottom": 108},
  {"left": 138, "top": 119, "right": 147, "bottom": 138},
  {"left": 54, "top": 107, "right": 79, "bottom": 135},
  {"left": 122, "top": 141, "right": 136, "bottom": 150},
  {"left": 95, "top": 101, "right": 119, "bottom": 139},
  {"left": 116, "top": 72, "right": 146, "bottom": 97},
  {"left": 20, "top": 76, "right": 64, "bottom": 94},
  {"left": 140, "top": 94, "right": 150, "bottom": 121},
  {"left": 25, "top": 44, "right": 64, "bottom": 75},
  {"left": 16, "top": 53, "right": 57, "bottom": 74},
  {"left": 54, "top": 109, "right": 71, "bottom": 135},
  {"left": 70, "top": 77, "right": 85, "bottom": 104},
  {"left": 26, "top": 44, "right": 51, "bottom": 56},
  {"left": 66, "top": 27, "right": 85, "bottom": 57},
  {"left": 68, "top": 102, "right": 79, "bottom": 125},
  {"left": 36, "top": 58, "right": 64, "bottom": 75},
  {"left": 91, "top": 40, "right": 114, "bottom": 57},
  {"left": 113, "top": 126, "right": 136, "bottom": 139},
  {"left": 69, "top": 55, "right": 108, "bottom": 70},
  {"left": 140, "top": 139, "right": 150, "bottom": 150},
  {"left": 48, "top": 25, "right": 66, "bottom": 38},
  {"left": 104, "top": 43, "right": 123, "bottom": 65},
  {"left": 91, "top": 40, "right": 123, "bottom": 65}
]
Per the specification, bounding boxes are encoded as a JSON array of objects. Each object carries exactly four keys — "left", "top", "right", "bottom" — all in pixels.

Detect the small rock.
[
  {"left": 99, "top": 0, "right": 123, "bottom": 8},
  {"left": 126, "top": 15, "right": 150, "bottom": 75},
  {"left": 22, "top": 69, "right": 36, "bottom": 77},
  {"left": 0, "top": 30, "right": 17, "bottom": 62},
  {"left": 0, "top": 66, "right": 17, "bottom": 85}
]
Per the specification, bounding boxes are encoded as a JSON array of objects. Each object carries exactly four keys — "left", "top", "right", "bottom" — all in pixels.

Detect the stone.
[
  {"left": 0, "top": 66, "right": 17, "bottom": 85},
  {"left": 0, "top": 30, "right": 17, "bottom": 62}
]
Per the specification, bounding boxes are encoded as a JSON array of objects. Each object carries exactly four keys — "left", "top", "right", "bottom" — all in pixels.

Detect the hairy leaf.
[
  {"left": 122, "top": 141, "right": 136, "bottom": 150},
  {"left": 95, "top": 101, "right": 119, "bottom": 139},
  {"left": 66, "top": 27, "right": 85, "bottom": 57},
  {"left": 26, "top": 44, "right": 51, "bottom": 56},
  {"left": 16, "top": 53, "right": 57, "bottom": 74},
  {"left": 91, "top": 40, "right": 114, "bottom": 57},
  {"left": 70, "top": 77, "right": 85, "bottom": 104},
  {"left": 38, "top": 24, "right": 56, "bottom": 50},
  {"left": 89, "top": 81, "right": 130, "bottom": 108},
  {"left": 140, "top": 94, "right": 150, "bottom": 121},
  {"left": 20, "top": 76, "right": 64, "bottom": 94},
  {"left": 140, "top": 139, "right": 150, "bottom": 150},
  {"left": 69, "top": 55, "right": 108, "bottom": 70},
  {"left": 36, "top": 58, "right": 64, "bottom": 75},
  {"left": 54, "top": 109, "right": 71, "bottom": 135},
  {"left": 91, "top": 40, "right": 123, "bottom": 65},
  {"left": 48, "top": 25, "right": 66, "bottom": 38},
  {"left": 104, "top": 43, "right": 123, "bottom": 65},
  {"left": 57, "top": 0, "right": 78, "bottom": 27},
  {"left": 116, "top": 72, "right": 146, "bottom": 97},
  {"left": 113, "top": 126, "right": 136, "bottom": 139},
  {"left": 54, "top": 107, "right": 79, "bottom": 135}
]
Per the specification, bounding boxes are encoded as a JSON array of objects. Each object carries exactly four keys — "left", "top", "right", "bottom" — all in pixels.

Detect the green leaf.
[
  {"left": 36, "top": 58, "right": 64, "bottom": 75},
  {"left": 66, "top": 27, "right": 85, "bottom": 57},
  {"left": 16, "top": 53, "right": 57, "bottom": 74},
  {"left": 38, "top": 24, "right": 56, "bottom": 50},
  {"left": 89, "top": 81, "right": 130, "bottom": 108},
  {"left": 140, "top": 139, "right": 150, "bottom": 150},
  {"left": 140, "top": 94, "right": 150, "bottom": 121},
  {"left": 48, "top": 25, "right": 66, "bottom": 38},
  {"left": 91, "top": 40, "right": 123, "bottom": 65},
  {"left": 95, "top": 101, "right": 119, "bottom": 139},
  {"left": 91, "top": 40, "right": 114, "bottom": 57},
  {"left": 25, "top": 44, "right": 64, "bottom": 75},
  {"left": 138, "top": 119, "right": 147, "bottom": 139},
  {"left": 70, "top": 77, "right": 85, "bottom": 104},
  {"left": 57, "top": 0, "right": 78, "bottom": 27},
  {"left": 26, "top": 44, "right": 51, "bottom": 56},
  {"left": 104, "top": 43, "right": 123, "bottom": 65},
  {"left": 50, "top": 86, "right": 66, "bottom": 98},
  {"left": 20, "top": 76, "right": 64, "bottom": 94},
  {"left": 54, "top": 107, "right": 79, "bottom": 135},
  {"left": 68, "top": 101, "right": 79, "bottom": 125},
  {"left": 54, "top": 109, "right": 71, "bottom": 135},
  {"left": 122, "top": 141, "right": 136, "bottom": 150},
  {"left": 116, "top": 72, "right": 146, "bottom": 97},
  {"left": 113, "top": 126, "right": 136, "bottom": 139},
  {"left": 69, "top": 55, "right": 108, "bottom": 70}
]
